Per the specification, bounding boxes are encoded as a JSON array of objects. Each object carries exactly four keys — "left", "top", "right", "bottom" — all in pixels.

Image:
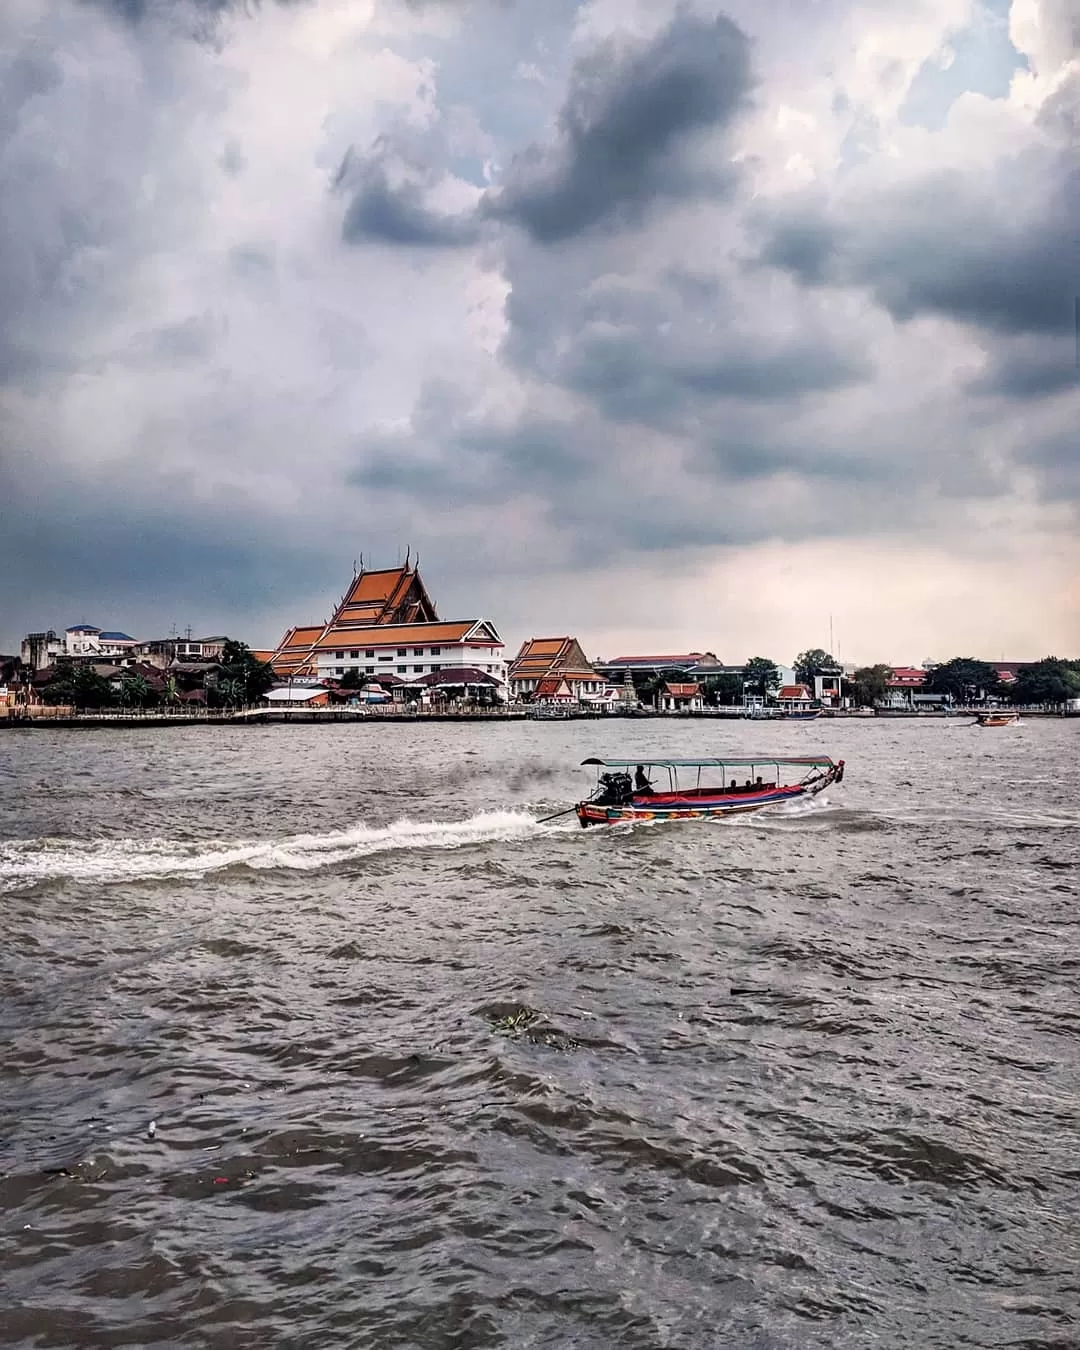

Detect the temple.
[{"left": 260, "top": 554, "right": 505, "bottom": 686}]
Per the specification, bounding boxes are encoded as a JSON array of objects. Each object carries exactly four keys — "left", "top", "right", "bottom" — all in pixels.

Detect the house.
[
  {"left": 509, "top": 637, "right": 603, "bottom": 701},
  {"left": 812, "top": 669, "right": 847, "bottom": 708},
  {"left": 658, "top": 681, "right": 703, "bottom": 713},
  {"left": 138, "top": 636, "right": 228, "bottom": 669},
  {"left": 265, "top": 555, "right": 506, "bottom": 690},
  {"left": 778, "top": 683, "right": 814, "bottom": 711},
  {"left": 20, "top": 625, "right": 140, "bottom": 669},
  {"left": 263, "top": 686, "right": 332, "bottom": 708},
  {"left": 883, "top": 666, "right": 943, "bottom": 709},
  {"left": 533, "top": 676, "right": 576, "bottom": 704}
]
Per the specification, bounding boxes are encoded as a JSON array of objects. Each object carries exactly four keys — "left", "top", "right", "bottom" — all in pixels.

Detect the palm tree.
[{"left": 219, "top": 677, "right": 245, "bottom": 707}]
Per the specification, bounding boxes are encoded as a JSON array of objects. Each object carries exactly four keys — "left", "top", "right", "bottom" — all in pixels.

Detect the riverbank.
[{"left": 1, "top": 706, "right": 1074, "bottom": 728}]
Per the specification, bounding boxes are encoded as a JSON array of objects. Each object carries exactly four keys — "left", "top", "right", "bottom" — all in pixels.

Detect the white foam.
[{"left": 0, "top": 810, "right": 544, "bottom": 891}]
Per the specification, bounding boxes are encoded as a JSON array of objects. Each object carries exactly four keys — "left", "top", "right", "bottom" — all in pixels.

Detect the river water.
[{"left": 1, "top": 719, "right": 1078, "bottom": 1349}]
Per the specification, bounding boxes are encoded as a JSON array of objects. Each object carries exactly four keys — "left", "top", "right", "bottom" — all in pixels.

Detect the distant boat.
[
  {"left": 975, "top": 710, "right": 1020, "bottom": 727},
  {"left": 574, "top": 756, "right": 844, "bottom": 827},
  {"left": 781, "top": 708, "right": 823, "bottom": 721}
]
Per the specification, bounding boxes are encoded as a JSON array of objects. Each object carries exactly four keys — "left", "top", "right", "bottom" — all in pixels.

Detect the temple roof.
[
  {"left": 315, "top": 620, "right": 497, "bottom": 650},
  {"left": 509, "top": 636, "right": 600, "bottom": 683}
]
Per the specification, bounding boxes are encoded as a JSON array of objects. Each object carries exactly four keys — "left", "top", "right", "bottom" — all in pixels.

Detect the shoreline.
[{"left": 1, "top": 709, "right": 1074, "bottom": 729}]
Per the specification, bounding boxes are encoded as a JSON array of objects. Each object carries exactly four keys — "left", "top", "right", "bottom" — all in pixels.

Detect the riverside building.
[{"left": 261, "top": 555, "right": 506, "bottom": 687}]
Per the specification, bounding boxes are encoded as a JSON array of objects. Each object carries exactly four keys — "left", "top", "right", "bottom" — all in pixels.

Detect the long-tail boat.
[
  {"left": 975, "top": 710, "right": 1020, "bottom": 727},
  {"left": 575, "top": 756, "right": 844, "bottom": 827}
]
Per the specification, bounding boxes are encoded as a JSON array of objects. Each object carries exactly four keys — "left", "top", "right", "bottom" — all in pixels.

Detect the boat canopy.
[{"left": 581, "top": 756, "right": 835, "bottom": 769}]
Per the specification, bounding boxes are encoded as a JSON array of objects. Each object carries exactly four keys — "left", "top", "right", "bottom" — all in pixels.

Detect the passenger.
[
  {"left": 743, "top": 779, "right": 752, "bottom": 791},
  {"left": 755, "top": 776, "right": 764, "bottom": 790},
  {"left": 634, "top": 764, "right": 654, "bottom": 795},
  {"left": 728, "top": 779, "right": 738, "bottom": 792}
]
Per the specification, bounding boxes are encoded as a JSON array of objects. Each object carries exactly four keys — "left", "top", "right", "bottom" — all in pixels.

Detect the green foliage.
[
  {"left": 793, "top": 648, "right": 837, "bottom": 687},
  {"left": 700, "top": 672, "right": 744, "bottom": 706},
  {"left": 1008, "top": 657, "right": 1080, "bottom": 706},
  {"left": 926, "top": 657, "right": 1000, "bottom": 703},
  {"left": 116, "top": 673, "right": 157, "bottom": 708},
  {"left": 220, "top": 639, "right": 275, "bottom": 704},
  {"left": 41, "top": 662, "right": 113, "bottom": 709},
  {"left": 743, "top": 656, "right": 779, "bottom": 699},
  {"left": 849, "top": 664, "right": 892, "bottom": 707},
  {"left": 338, "top": 668, "right": 365, "bottom": 690}
]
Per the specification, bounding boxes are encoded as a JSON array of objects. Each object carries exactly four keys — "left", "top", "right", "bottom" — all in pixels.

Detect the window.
[
  {"left": 397, "top": 648, "right": 406, "bottom": 657},
  {"left": 365, "top": 650, "right": 374, "bottom": 658},
  {"left": 335, "top": 650, "right": 344, "bottom": 659},
  {"left": 413, "top": 648, "right": 424, "bottom": 657},
  {"left": 432, "top": 663, "right": 442, "bottom": 673},
  {"left": 366, "top": 666, "right": 374, "bottom": 675},
  {"left": 379, "top": 654, "right": 391, "bottom": 662},
  {"left": 350, "top": 650, "right": 359, "bottom": 659},
  {"left": 335, "top": 668, "right": 344, "bottom": 676},
  {"left": 430, "top": 647, "right": 441, "bottom": 656},
  {"left": 413, "top": 665, "right": 424, "bottom": 673},
  {"left": 397, "top": 665, "right": 406, "bottom": 674}
]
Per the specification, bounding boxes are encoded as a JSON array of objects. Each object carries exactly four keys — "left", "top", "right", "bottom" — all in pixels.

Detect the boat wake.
[{"left": 0, "top": 811, "right": 545, "bottom": 892}]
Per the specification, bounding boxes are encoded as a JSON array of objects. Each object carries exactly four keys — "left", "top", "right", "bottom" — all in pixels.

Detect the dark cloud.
[
  {"left": 755, "top": 156, "right": 1080, "bottom": 342},
  {"left": 563, "top": 332, "right": 870, "bottom": 420},
  {"left": 967, "top": 334, "right": 1080, "bottom": 400},
  {"left": 0, "top": 461, "right": 337, "bottom": 644},
  {"left": 340, "top": 158, "right": 479, "bottom": 248},
  {"left": 481, "top": 10, "right": 752, "bottom": 241},
  {"left": 80, "top": 0, "right": 305, "bottom": 23}
]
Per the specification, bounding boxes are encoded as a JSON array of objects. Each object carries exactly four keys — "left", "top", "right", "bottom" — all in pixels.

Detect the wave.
[{"left": 0, "top": 810, "right": 545, "bottom": 891}]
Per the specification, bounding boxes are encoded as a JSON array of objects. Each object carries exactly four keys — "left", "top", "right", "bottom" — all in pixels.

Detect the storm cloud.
[
  {"left": 482, "top": 10, "right": 753, "bottom": 241},
  {"left": 1, "top": 0, "right": 1078, "bottom": 660}
]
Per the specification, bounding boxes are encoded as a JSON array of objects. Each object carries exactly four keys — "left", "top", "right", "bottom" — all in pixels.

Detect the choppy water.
[{"left": 2, "top": 719, "right": 1078, "bottom": 1349}]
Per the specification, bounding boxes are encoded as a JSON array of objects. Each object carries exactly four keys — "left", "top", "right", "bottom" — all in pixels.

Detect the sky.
[{"left": 0, "top": 0, "right": 1077, "bottom": 667}]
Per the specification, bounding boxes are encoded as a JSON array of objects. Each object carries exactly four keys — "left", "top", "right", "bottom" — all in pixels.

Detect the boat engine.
[{"left": 594, "top": 771, "right": 633, "bottom": 805}]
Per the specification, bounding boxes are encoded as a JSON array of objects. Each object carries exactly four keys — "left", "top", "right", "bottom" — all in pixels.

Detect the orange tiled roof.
[
  {"left": 509, "top": 636, "right": 599, "bottom": 683},
  {"left": 250, "top": 650, "right": 275, "bottom": 665},
  {"left": 664, "top": 682, "right": 700, "bottom": 697},
  {"left": 313, "top": 621, "right": 481, "bottom": 650},
  {"left": 779, "top": 684, "right": 812, "bottom": 700},
  {"left": 535, "top": 677, "right": 573, "bottom": 697},
  {"left": 278, "top": 626, "right": 325, "bottom": 651}
]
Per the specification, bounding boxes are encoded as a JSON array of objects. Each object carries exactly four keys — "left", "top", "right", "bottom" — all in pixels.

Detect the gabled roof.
[
  {"left": 535, "top": 676, "right": 575, "bottom": 697},
  {"left": 266, "top": 557, "right": 454, "bottom": 675},
  {"left": 778, "top": 684, "right": 812, "bottom": 700},
  {"left": 509, "top": 636, "right": 599, "bottom": 683},
  {"left": 663, "top": 682, "right": 700, "bottom": 697},
  {"left": 98, "top": 631, "right": 137, "bottom": 642}
]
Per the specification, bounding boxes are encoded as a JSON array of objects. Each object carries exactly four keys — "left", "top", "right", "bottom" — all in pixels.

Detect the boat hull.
[
  {"left": 575, "top": 771, "right": 840, "bottom": 827},
  {"left": 976, "top": 714, "right": 1019, "bottom": 727},
  {"left": 781, "top": 710, "right": 822, "bottom": 721}
]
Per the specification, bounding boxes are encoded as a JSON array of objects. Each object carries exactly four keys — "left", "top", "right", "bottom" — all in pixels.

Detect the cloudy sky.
[{"left": 1, "top": 0, "right": 1077, "bottom": 665}]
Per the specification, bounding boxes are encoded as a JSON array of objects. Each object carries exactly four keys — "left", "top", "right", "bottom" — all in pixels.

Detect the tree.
[
  {"left": 743, "top": 657, "right": 779, "bottom": 700},
  {"left": 926, "top": 657, "right": 1000, "bottom": 704},
  {"left": 700, "top": 672, "right": 744, "bottom": 706},
  {"left": 339, "top": 669, "right": 365, "bottom": 690},
  {"left": 849, "top": 664, "right": 892, "bottom": 708},
  {"left": 220, "top": 639, "right": 275, "bottom": 704},
  {"left": 793, "top": 649, "right": 837, "bottom": 688},
  {"left": 41, "top": 662, "right": 113, "bottom": 709},
  {"left": 218, "top": 677, "right": 246, "bottom": 707},
  {"left": 1008, "top": 657, "right": 1080, "bottom": 706},
  {"left": 117, "top": 673, "right": 156, "bottom": 708}
]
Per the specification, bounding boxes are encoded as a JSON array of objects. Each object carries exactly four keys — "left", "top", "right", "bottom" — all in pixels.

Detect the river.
[{"left": 1, "top": 718, "right": 1078, "bottom": 1348}]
